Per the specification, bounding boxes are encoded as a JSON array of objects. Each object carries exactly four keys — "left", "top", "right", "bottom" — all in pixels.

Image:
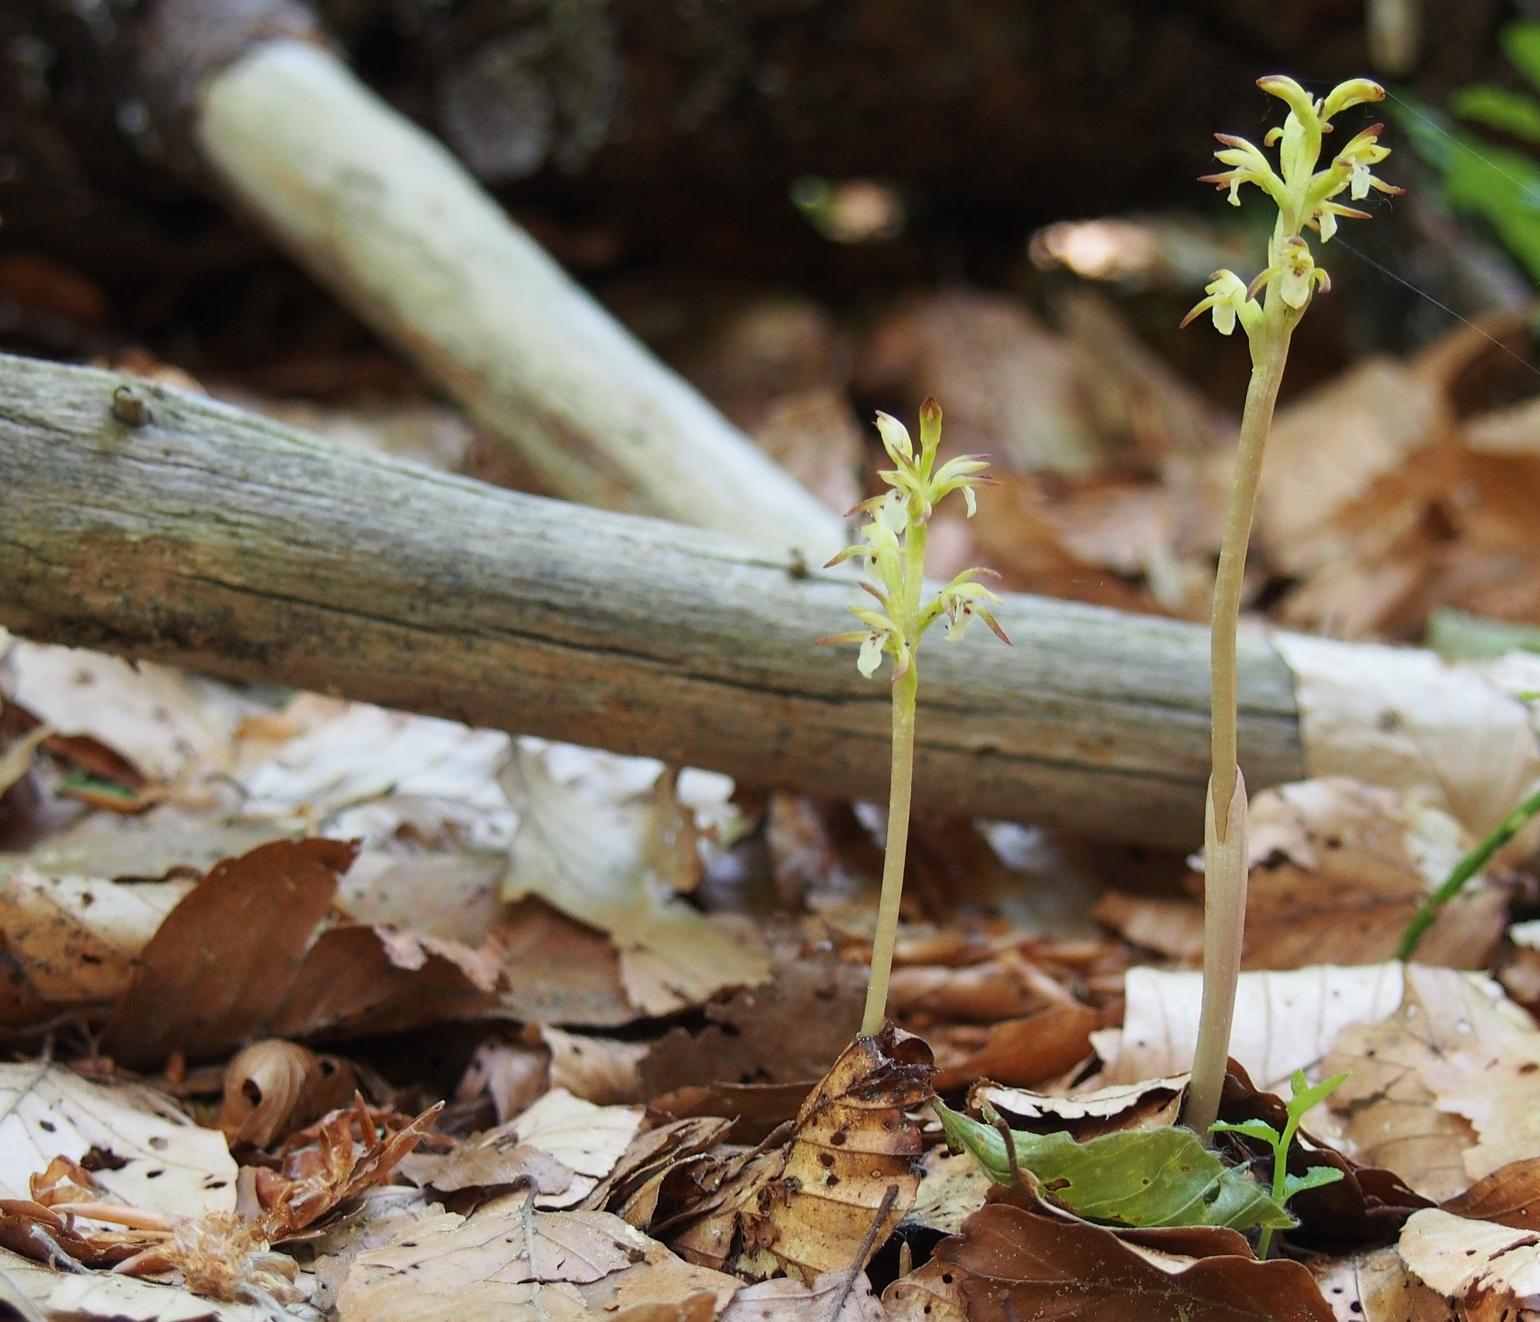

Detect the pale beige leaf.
[
  {"left": 905, "top": 1149, "right": 992, "bottom": 1237},
  {"left": 336, "top": 1203, "right": 737, "bottom": 1322},
  {"left": 1, "top": 640, "right": 247, "bottom": 784},
  {"left": 0, "top": 1246, "right": 284, "bottom": 1322},
  {"left": 1398, "top": 1208, "right": 1540, "bottom": 1312},
  {"left": 0, "top": 1063, "right": 236, "bottom": 1217},
  {"left": 979, "top": 1074, "right": 1187, "bottom": 1129},
  {"left": 1274, "top": 632, "right": 1540, "bottom": 839},
  {"left": 432, "top": 1089, "right": 643, "bottom": 1207},
  {"left": 0, "top": 722, "right": 50, "bottom": 796},
  {"left": 501, "top": 744, "right": 768, "bottom": 1015},
  {"left": 1089, "top": 964, "right": 1404, "bottom": 1093},
  {"left": 1323, "top": 966, "right": 1540, "bottom": 1199},
  {"left": 719, "top": 1269, "right": 884, "bottom": 1320},
  {"left": 230, "top": 696, "right": 517, "bottom": 849}
]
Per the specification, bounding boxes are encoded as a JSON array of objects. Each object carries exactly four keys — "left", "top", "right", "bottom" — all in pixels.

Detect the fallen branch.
[
  {"left": 1, "top": 351, "right": 1309, "bottom": 847},
  {"left": 133, "top": 1, "right": 840, "bottom": 561}
]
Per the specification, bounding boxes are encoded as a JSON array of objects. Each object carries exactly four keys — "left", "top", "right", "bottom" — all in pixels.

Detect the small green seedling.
[
  {"left": 1211, "top": 1069, "right": 1346, "bottom": 1259},
  {"left": 818, "top": 398, "right": 1009, "bottom": 1036},
  {"left": 1181, "top": 76, "right": 1399, "bottom": 1136},
  {"left": 935, "top": 1099, "right": 1295, "bottom": 1235},
  {"left": 1398, "top": 780, "right": 1540, "bottom": 960}
]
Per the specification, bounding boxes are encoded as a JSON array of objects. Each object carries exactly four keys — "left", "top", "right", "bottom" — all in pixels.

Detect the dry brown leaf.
[
  {"left": 930, "top": 1004, "right": 1101, "bottom": 1090},
  {"left": 501, "top": 744, "right": 768, "bottom": 1016},
  {"left": 1397, "top": 1207, "right": 1540, "bottom": 1315},
  {"left": 1324, "top": 966, "right": 1540, "bottom": 1200},
  {"left": 1443, "top": 1157, "right": 1540, "bottom": 1230},
  {"left": 0, "top": 1063, "right": 235, "bottom": 1218},
  {"left": 336, "top": 1200, "right": 739, "bottom": 1321},
  {"left": 0, "top": 870, "right": 193, "bottom": 1023},
  {"left": 1092, "top": 890, "right": 1204, "bottom": 962},
  {"left": 268, "top": 922, "right": 505, "bottom": 1041},
  {"left": 718, "top": 1269, "right": 885, "bottom": 1320},
  {"left": 493, "top": 897, "right": 635, "bottom": 1028},
  {"left": 16, "top": 806, "right": 290, "bottom": 883},
  {"left": 539, "top": 1026, "right": 647, "bottom": 1104},
  {"left": 928, "top": 1197, "right": 1335, "bottom": 1320},
  {"left": 1090, "top": 964, "right": 1405, "bottom": 1093},
  {"left": 579, "top": 1116, "right": 732, "bottom": 1223},
  {"left": 102, "top": 838, "right": 356, "bottom": 1068},
  {"left": 857, "top": 291, "right": 1112, "bottom": 477},
  {"left": 884, "top": 1255, "right": 968, "bottom": 1321},
  {"left": 667, "top": 1024, "right": 933, "bottom": 1283},
  {"left": 455, "top": 1040, "right": 551, "bottom": 1124},
  {"left": 640, "top": 950, "right": 865, "bottom": 1099},
  {"left": 1309, "top": 1246, "right": 1442, "bottom": 1321},
  {"left": 1256, "top": 357, "right": 1447, "bottom": 579},
  {"left": 887, "top": 949, "right": 1077, "bottom": 1026},
  {"left": 228, "top": 696, "right": 517, "bottom": 849},
  {"left": 218, "top": 1041, "right": 359, "bottom": 1148},
  {"left": 337, "top": 848, "right": 508, "bottom": 947},
  {"left": 1240, "top": 779, "right": 1504, "bottom": 969}
]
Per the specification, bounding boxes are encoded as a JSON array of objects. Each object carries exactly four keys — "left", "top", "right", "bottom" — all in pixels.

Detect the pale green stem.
[
  {"left": 1207, "top": 320, "right": 1291, "bottom": 833},
  {"left": 1184, "top": 306, "right": 1295, "bottom": 1136},
  {"left": 861, "top": 515, "right": 927, "bottom": 1037},
  {"left": 862, "top": 662, "right": 918, "bottom": 1036}
]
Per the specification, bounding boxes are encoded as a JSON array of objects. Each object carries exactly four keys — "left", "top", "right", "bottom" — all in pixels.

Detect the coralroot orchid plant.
[
  {"left": 1181, "top": 76, "right": 1400, "bottom": 1136},
  {"left": 819, "top": 397, "right": 1010, "bottom": 1037}
]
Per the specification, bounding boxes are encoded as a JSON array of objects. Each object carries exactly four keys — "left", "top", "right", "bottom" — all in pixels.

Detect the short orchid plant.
[
  {"left": 1181, "top": 76, "right": 1399, "bottom": 1136},
  {"left": 819, "top": 397, "right": 1009, "bottom": 1036}
]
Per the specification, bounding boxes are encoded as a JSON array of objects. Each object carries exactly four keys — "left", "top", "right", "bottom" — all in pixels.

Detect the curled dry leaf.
[
  {"left": 667, "top": 1024, "right": 934, "bottom": 1283},
  {"left": 1442, "top": 1157, "right": 1540, "bottom": 1230},
  {"left": 0, "top": 720, "right": 51, "bottom": 796},
  {"left": 336, "top": 1201, "right": 739, "bottom": 1321},
  {"left": 976, "top": 1074, "right": 1187, "bottom": 1135},
  {"left": 218, "top": 1040, "right": 359, "bottom": 1148},
  {"left": 1324, "top": 965, "right": 1540, "bottom": 1201}
]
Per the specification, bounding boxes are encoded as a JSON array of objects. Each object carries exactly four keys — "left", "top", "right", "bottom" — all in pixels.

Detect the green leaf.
[
  {"left": 1450, "top": 84, "right": 1540, "bottom": 146},
  {"left": 1209, "top": 1118, "right": 1280, "bottom": 1145},
  {"left": 934, "top": 1101, "right": 1294, "bottom": 1232},
  {"left": 1502, "top": 20, "right": 1540, "bottom": 95},
  {"left": 1287, "top": 1070, "right": 1348, "bottom": 1122},
  {"left": 1282, "top": 1166, "right": 1345, "bottom": 1202}
]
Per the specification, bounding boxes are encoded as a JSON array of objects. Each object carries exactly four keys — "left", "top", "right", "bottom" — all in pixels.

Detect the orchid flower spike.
[
  {"left": 816, "top": 399, "right": 1009, "bottom": 682},
  {"left": 1182, "top": 74, "right": 1397, "bottom": 346}
]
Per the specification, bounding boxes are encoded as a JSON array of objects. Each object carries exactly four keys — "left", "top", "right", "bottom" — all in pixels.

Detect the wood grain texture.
[
  {"left": 0, "top": 352, "right": 1305, "bottom": 847},
  {"left": 195, "top": 39, "right": 840, "bottom": 561}
]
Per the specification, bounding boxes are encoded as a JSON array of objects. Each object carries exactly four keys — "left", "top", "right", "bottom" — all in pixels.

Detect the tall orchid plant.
[
  {"left": 820, "top": 398, "right": 1010, "bottom": 1036},
  {"left": 1182, "top": 76, "right": 1399, "bottom": 1135}
]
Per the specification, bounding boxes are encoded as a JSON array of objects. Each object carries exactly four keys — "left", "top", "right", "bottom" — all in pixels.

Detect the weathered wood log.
[
  {"left": 133, "top": 5, "right": 839, "bottom": 560},
  {"left": 1, "top": 351, "right": 1308, "bottom": 847}
]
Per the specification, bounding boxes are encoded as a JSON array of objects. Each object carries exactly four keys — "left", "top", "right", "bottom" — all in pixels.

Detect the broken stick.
[{"left": 134, "top": 0, "right": 840, "bottom": 561}]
